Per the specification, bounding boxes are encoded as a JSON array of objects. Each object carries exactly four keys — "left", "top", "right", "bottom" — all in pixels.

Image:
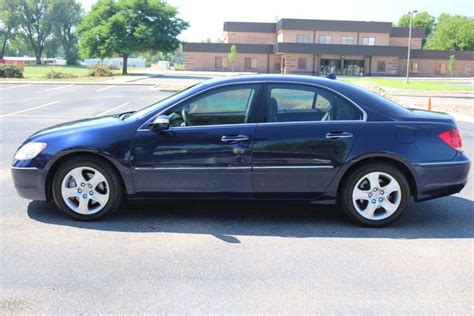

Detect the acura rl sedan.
[{"left": 12, "top": 75, "right": 470, "bottom": 226}]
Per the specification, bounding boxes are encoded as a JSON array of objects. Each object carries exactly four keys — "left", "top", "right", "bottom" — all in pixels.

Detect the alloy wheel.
[
  {"left": 352, "top": 171, "right": 402, "bottom": 221},
  {"left": 61, "top": 166, "right": 110, "bottom": 215}
]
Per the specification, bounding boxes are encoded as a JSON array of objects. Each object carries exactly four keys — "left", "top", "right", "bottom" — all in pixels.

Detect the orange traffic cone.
[{"left": 428, "top": 97, "right": 432, "bottom": 111}]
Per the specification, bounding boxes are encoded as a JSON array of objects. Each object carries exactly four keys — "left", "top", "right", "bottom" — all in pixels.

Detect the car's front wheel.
[
  {"left": 340, "top": 163, "right": 410, "bottom": 227},
  {"left": 52, "top": 156, "right": 123, "bottom": 220}
]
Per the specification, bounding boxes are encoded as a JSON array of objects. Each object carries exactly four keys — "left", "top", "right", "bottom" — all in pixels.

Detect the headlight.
[{"left": 14, "top": 142, "right": 47, "bottom": 160}]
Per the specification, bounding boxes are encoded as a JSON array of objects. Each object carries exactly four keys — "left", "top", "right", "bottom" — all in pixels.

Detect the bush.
[
  {"left": 173, "top": 64, "right": 185, "bottom": 71},
  {"left": 45, "top": 69, "right": 78, "bottom": 79},
  {"left": 87, "top": 64, "right": 113, "bottom": 77},
  {"left": 108, "top": 64, "right": 120, "bottom": 70},
  {"left": 0, "top": 64, "right": 24, "bottom": 78}
]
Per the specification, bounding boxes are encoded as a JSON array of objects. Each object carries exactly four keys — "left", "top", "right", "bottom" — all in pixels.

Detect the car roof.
[{"left": 200, "top": 74, "right": 339, "bottom": 87}]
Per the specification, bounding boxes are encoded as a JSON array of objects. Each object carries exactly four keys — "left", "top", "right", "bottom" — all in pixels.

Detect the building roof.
[
  {"left": 390, "top": 27, "right": 426, "bottom": 38},
  {"left": 276, "top": 18, "right": 393, "bottom": 33},
  {"left": 183, "top": 43, "right": 274, "bottom": 54},
  {"left": 223, "top": 19, "right": 428, "bottom": 38},
  {"left": 224, "top": 21, "right": 276, "bottom": 33}
]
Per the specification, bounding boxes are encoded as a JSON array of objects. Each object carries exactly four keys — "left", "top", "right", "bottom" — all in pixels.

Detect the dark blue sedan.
[{"left": 11, "top": 75, "right": 470, "bottom": 226}]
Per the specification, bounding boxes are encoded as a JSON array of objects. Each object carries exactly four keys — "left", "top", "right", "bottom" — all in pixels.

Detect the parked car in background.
[{"left": 11, "top": 75, "right": 470, "bottom": 226}]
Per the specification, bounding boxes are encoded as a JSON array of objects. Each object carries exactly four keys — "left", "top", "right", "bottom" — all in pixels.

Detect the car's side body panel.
[{"left": 130, "top": 124, "right": 257, "bottom": 195}]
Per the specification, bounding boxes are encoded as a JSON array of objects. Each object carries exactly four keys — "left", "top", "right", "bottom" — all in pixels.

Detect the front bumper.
[
  {"left": 412, "top": 154, "right": 471, "bottom": 201},
  {"left": 11, "top": 166, "right": 47, "bottom": 201}
]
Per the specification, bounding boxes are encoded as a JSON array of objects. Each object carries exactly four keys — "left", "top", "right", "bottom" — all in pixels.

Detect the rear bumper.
[
  {"left": 412, "top": 154, "right": 470, "bottom": 202},
  {"left": 11, "top": 167, "right": 47, "bottom": 201}
]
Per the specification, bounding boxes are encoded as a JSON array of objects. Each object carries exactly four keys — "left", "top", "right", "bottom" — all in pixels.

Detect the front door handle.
[
  {"left": 221, "top": 135, "right": 250, "bottom": 143},
  {"left": 325, "top": 131, "right": 353, "bottom": 139}
]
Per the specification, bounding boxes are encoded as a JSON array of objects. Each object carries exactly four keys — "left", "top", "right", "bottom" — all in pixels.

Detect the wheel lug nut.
[
  {"left": 368, "top": 193, "right": 372, "bottom": 197},
  {"left": 83, "top": 194, "right": 87, "bottom": 199},
  {"left": 88, "top": 184, "right": 92, "bottom": 188},
  {"left": 90, "top": 191, "right": 93, "bottom": 195},
  {"left": 372, "top": 199, "right": 376, "bottom": 204},
  {"left": 81, "top": 183, "right": 85, "bottom": 187},
  {"left": 373, "top": 188, "right": 377, "bottom": 192},
  {"left": 380, "top": 191, "right": 384, "bottom": 195},
  {"left": 379, "top": 198, "right": 383, "bottom": 202},
  {"left": 78, "top": 189, "right": 82, "bottom": 193}
]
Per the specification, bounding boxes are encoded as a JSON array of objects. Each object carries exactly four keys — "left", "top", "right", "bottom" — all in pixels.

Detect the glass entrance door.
[
  {"left": 320, "top": 59, "right": 341, "bottom": 75},
  {"left": 343, "top": 60, "right": 364, "bottom": 76}
]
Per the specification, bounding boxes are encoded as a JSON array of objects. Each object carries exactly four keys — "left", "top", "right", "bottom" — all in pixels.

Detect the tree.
[
  {"left": 0, "top": 0, "right": 20, "bottom": 59},
  {"left": 50, "top": 0, "right": 83, "bottom": 65},
  {"left": 425, "top": 14, "right": 474, "bottom": 51},
  {"left": 78, "top": 0, "right": 188, "bottom": 75},
  {"left": 227, "top": 44, "right": 237, "bottom": 72},
  {"left": 448, "top": 55, "right": 457, "bottom": 77},
  {"left": 397, "top": 11, "right": 435, "bottom": 37},
  {"left": 18, "top": 0, "right": 54, "bottom": 64}
]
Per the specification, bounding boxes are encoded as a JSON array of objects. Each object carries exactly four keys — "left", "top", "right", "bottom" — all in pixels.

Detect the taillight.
[{"left": 438, "top": 128, "right": 463, "bottom": 151}]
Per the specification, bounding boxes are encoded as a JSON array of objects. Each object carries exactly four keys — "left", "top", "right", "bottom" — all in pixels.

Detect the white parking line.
[
  {"left": 0, "top": 84, "right": 31, "bottom": 91},
  {"left": 0, "top": 100, "right": 60, "bottom": 118},
  {"left": 94, "top": 102, "right": 130, "bottom": 117},
  {"left": 96, "top": 85, "right": 115, "bottom": 92},
  {"left": 45, "top": 85, "right": 74, "bottom": 92},
  {"left": 5, "top": 114, "right": 87, "bottom": 119}
]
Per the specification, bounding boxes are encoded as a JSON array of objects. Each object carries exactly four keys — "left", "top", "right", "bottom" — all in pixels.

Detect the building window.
[
  {"left": 341, "top": 36, "right": 354, "bottom": 45},
  {"left": 410, "top": 62, "right": 419, "bottom": 74},
  {"left": 435, "top": 63, "right": 447, "bottom": 75},
  {"left": 297, "top": 58, "right": 307, "bottom": 70},
  {"left": 362, "top": 37, "right": 375, "bottom": 46},
  {"left": 296, "top": 34, "right": 310, "bottom": 43},
  {"left": 377, "top": 61, "right": 386, "bottom": 72},
  {"left": 318, "top": 35, "right": 332, "bottom": 44},
  {"left": 215, "top": 57, "right": 227, "bottom": 69},
  {"left": 244, "top": 57, "right": 258, "bottom": 69},
  {"left": 277, "top": 32, "right": 283, "bottom": 43}
]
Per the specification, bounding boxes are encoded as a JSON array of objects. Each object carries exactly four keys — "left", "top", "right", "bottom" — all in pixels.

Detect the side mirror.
[{"left": 150, "top": 115, "right": 170, "bottom": 132}]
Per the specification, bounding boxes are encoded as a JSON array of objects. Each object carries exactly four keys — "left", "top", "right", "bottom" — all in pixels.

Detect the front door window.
[{"left": 164, "top": 85, "right": 258, "bottom": 127}]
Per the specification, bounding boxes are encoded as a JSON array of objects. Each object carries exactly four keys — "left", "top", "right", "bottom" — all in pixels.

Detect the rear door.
[{"left": 252, "top": 83, "right": 365, "bottom": 198}]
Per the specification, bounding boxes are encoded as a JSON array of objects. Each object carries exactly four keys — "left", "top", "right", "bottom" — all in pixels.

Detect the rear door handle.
[
  {"left": 221, "top": 135, "right": 250, "bottom": 142},
  {"left": 325, "top": 132, "right": 353, "bottom": 139}
]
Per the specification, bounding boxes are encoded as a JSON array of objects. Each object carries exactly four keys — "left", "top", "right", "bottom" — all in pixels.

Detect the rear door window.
[{"left": 265, "top": 84, "right": 363, "bottom": 122}]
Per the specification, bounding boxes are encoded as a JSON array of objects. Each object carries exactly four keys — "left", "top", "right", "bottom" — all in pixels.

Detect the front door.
[
  {"left": 131, "top": 84, "right": 261, "bottom": 197},
  {"left": 252, "top": 83, "right": 365, "bottom": 198}
]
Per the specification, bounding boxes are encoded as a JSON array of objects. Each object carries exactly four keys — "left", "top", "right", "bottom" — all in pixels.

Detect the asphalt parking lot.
[{"left": 1, "top": 83, "right": 473, "bottom": 313}]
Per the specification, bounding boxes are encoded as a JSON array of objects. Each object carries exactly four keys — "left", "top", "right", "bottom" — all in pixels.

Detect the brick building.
[{"left": 183, "top": 18, "right": 474, "bottom": 77}]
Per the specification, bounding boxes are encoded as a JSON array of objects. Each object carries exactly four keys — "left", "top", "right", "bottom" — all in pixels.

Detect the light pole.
[{"left": 405, "top": 10, "right": 417, "bottom": 84}]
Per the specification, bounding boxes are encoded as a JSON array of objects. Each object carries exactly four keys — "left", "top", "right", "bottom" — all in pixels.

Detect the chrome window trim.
[
  {"left": 253, "top": 165, "right": 334, "bottom": 170},
  {"left": 137, "top": 80, "right": 367, "bottom": 132},
  {"left": 133, "top": 165, "right": 334, "bottom": 171},
  {"left": 133, "top": 166, "right": 251, "bottom": 171},
  {"left": 417, "top": 160, "right": 470, "bottom": 167}
]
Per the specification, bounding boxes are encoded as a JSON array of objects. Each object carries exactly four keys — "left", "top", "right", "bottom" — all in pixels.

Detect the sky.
[{"left": 78, "top": 0, "right": 474, "bottom": 42}]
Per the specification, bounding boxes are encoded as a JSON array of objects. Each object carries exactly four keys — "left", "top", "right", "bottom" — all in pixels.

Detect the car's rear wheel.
[
  {"left": 52, "top": 156, "right": 122, "bottom": 220},
  {"left": 340, "top": 163, "right": 410, "bottom": 227}
]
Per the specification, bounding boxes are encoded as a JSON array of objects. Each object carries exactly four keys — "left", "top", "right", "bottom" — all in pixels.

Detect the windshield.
[{"left": 125, "top": 83, "right": 200, "bottom": 120}]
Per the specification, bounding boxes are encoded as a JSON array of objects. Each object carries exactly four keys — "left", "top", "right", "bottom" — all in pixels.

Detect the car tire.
[
  {"left": 52, "top": 156, "right": 123, "bottom": 220},
  {"left": 340, "top": 162, "right": 410, "bottom": 227}
]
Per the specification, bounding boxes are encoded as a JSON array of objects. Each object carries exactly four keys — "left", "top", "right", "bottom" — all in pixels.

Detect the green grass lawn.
[
  {"left": 19, "top": 65, "right": 146, "bottom": 80},
  {"left": 340, "top": 77, "right": 474, "bottom": 91},
  {"left": 23, "top": 65, "right": 90, "bottom": 79}
]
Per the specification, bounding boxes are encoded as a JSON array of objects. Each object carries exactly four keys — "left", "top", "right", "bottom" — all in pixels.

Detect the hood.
[{"left": 29, "top": 115, "right": 124, "bottom": 139}]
